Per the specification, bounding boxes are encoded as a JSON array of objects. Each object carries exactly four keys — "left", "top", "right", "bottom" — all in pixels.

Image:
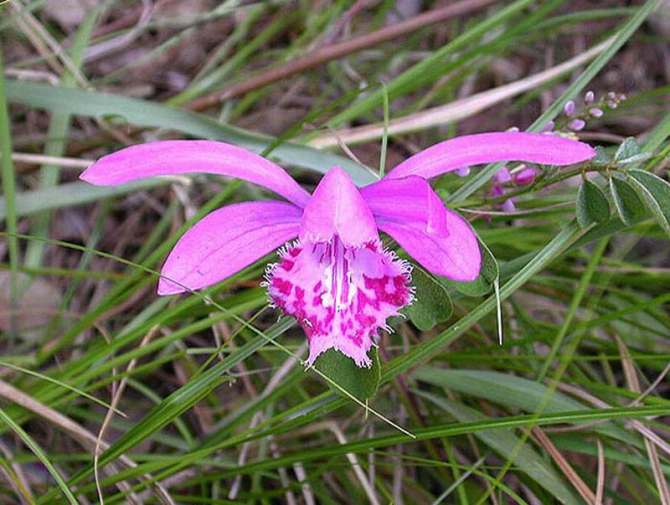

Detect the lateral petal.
[
  {"left": 377, "top": 210, "right": 481, "bottom": 282},
  {"left": 360, "top": 176, "right": 447, "bottom": 234},
  {"left": 158, "top": 201, "right": 302, "bottom": 295}
]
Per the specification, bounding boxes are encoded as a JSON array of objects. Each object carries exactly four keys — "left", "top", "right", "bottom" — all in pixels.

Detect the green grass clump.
[{"left": 0, "top": 1, "right": 668, "bottom": 504}]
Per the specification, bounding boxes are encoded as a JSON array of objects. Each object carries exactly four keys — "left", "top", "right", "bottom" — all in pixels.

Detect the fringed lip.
[{"left": 266, "top": 236, "right": 413, "bottom": 367}]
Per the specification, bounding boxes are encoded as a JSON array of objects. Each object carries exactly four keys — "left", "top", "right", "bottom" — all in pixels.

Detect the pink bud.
[
  {"left": 514, "top": 166, "right": 538, "bottom": 186},
  {"left": 540, "top": 120, "right": 555, "bottom": 133},
  {"left": 589, "top": 107, "right": 603, "bottom": 118},
  {"left": 506, "top": 126, "right": 520, "bottom": 132},
  {"left": 501, "top": 198, "right": 516, "bottom": 213},
  {"left": 456, "top": 167, "right": 471, "bottom": 177},
  {"left": 563, "top": 100, "right": 576, "bottom": 116},
  {"left": 568, "top": 119, "right": 586, "bottom": 131},
  {"left": 584, "top": 91, "right": 595, "bottom": 104},
  {"left": 494, "top": 166, "right": 512, "bottom": 184}
]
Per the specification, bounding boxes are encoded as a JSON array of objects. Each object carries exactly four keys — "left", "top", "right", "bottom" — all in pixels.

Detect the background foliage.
[{"left": 0, "top": 1, "right": 669, "bottom": 504}]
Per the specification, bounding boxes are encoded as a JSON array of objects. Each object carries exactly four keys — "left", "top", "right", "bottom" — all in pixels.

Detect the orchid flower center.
[{"left": 265, "top": 236, "right": 413, "bottom": 367}]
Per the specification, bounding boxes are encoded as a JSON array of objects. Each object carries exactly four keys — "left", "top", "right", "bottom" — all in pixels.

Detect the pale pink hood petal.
[
  {"left": 386, "top": 132, "right": 596, "bottom": 180},
  {"left": 377, "top": 210, "right": 481, "bottom": 282},
  {"left": 300, "top": 167, "right": 378, "bottom": 247},
  {"left": 158, "top": 201, "right": 302, "bottom": 295},
  {"left": 80, "top": 140, "right": 311, "bottom": 207}
]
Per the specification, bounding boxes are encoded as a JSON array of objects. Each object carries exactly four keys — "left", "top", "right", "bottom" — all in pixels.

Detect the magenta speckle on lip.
[{"left": 266, "top": 238, "right": 412, "bottom": 367}]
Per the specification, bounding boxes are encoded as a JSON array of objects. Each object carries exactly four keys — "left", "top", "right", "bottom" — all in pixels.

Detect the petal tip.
[
  {"left": 455, "top": 264, "right": 481, "bottom": 283},
  {"left": 79, "top": 167, "right": 100, "bottom": 185},
  {"left": 80, "top": 162, "right": 119, "bottom": 186},
  {"left": 580, "top": 142, "right": 597, "bottom": 160},
  {"left": 447, "top": 240, "right": 482, "bottom": 282},
  {"left": 432, "top": 255, "right": 481, "bottom": 282},
  {"left": 157, "top": 277, "right": 186, "bottom": 296}
]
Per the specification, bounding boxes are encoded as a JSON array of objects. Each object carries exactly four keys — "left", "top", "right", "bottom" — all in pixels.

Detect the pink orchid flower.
[{"left": 81, "top": 132, "right": 594, "bottom": 367}]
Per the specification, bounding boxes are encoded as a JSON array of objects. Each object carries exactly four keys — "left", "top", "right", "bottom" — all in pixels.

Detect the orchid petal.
[
  {"left": 80, "top": 140, "right": 311, "bottom": 207},
  {"left": 158, "top": 201, "right": 302, "bottom": 295},
  {"left": 377, "top": 209, "right": 481, "bottom": 281},
  {"left": 386, "top": 132, "right": 595, "bottom": 180},
  {"left": 300, "top": 167, "right": 378, "bottom": 247},
  {"left": 360, "top": 176, "right": 447, "bottom": 233},
  {"left": 362, "top": 176, "right": 480, "bottom": 279}
]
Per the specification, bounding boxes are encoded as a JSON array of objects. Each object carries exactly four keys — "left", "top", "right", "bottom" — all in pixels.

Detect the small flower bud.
[
  {"left": 568, "top": 119, "right": 586, "bottom": 131},
  {"left": 607, "top": 91, "right": 617, "bottom": 100},
  {"left": 589, "top": 107, "right": 603, "bottom": 118},
  {"left": 506, "top": 126, "right": 520, "bottom": 132},
  {"left": 563, "top": 100, "right": 576, "bottom": 116},
  {"left": 607, "top": 101, "right": 618, "bottom": 109},
  {"left": 540, "top": 120, "right": 555, "bottom": 133},
  {"left": 494, "top": 166, "right": 512, "bottom": 184},
  {"left": 502, "top": 198, "right": 517, "bottom": 213},
  {"left": 514, "top": 166, "right": 538, "bottom": 186},
  {"left": 584, "top": 91, "right": 595, "bottom": 104},
  {"left": 456, "top": 167, "right": 471, "bottom": 177}
]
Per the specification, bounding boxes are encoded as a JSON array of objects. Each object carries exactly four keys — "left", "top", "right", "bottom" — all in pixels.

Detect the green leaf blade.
[
  {"left": 628, "top": 168, "right": 670, "bottom": 233},
  {"left": 609, "top": 175, "right": 646, "bottom": 225},
  {"left": 405, "top": 266, "right": 453, "bottom": 331},
  {"left": 315, "top": 348, "right": 381, "bottom": 401},
  {"left": 576, "top": 179, "right": 610, "bottom": 228}
]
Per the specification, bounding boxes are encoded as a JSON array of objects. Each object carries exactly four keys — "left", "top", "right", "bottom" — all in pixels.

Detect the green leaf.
[
  {"left": 615, "top": 137, "right": 641, "bottom": 161},
  {"left": 414, "top": 367, "right": 584, "bottom": 413},
  {"left": 404, "top": 266, "right": 453, "bottom": 331},
  {"left": 4, "top": 79, "right": 375, "bottom": 185},
  {"left": 617, "top": 153, "right": 652, "bottom": 165},
  {"left": 96, "top": 320, "right": 294, "bottom": 467},
  {"left": 451, "top": 240, "right": 499, "bottom": 297},
  {"left": 0, "top": 408, "right": 78, "bottom": 504},
  {"left": 315, "top": 348, "right": 380, "bottom": 401},
  {"left": 627, "top": 169, "right": 670, "bottom": 233},
  {"left": 1, "top": 179, "right": 165, "bottom": 221},
  {"left": 609, "top": 175, "right": 646, "bottom": 225},
  {"left": 412, "top": 368, "right": 631, "bottom": 443},
  {"left": 576, "top": 179, "right": 610, "bottom": 228},
  {"left": 592, "top": 146, "right": 612, "bottom": 165},
  {"left": 614, "top": 137, "right": 651, "bottom": 165}
]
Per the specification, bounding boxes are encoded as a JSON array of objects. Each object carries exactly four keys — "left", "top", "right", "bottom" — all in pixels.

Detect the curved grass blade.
[
  {"left": 4, "top": 79, "right": 375, "bottom": 185},
  {"left": 0, "top": 407, "right": 78, "bottom": 504},
  {"left": 419, "top": 392, "right": 581, "bottom": 505},
  {"left": 450, "top": 0, "right": 661, "bottom": 203}
]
